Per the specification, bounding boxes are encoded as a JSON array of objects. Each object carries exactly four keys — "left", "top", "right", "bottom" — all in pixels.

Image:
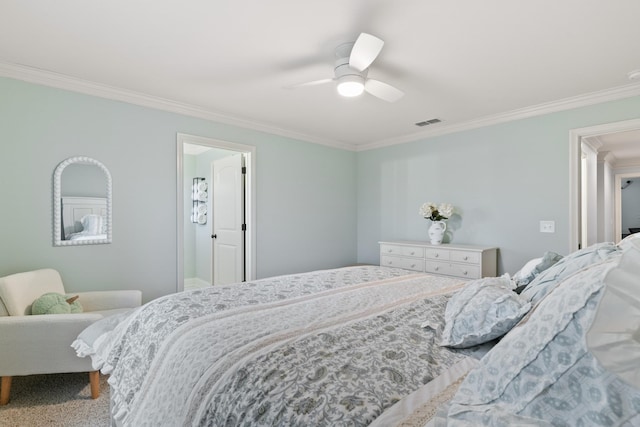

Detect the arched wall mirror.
[{"left": 53, "top": 156, "right": 112, "bottom": 246}]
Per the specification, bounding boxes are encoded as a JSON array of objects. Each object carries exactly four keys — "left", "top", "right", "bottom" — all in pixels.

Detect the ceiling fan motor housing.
[{"left": 334, "top": 57, "right": 368, "bottom": 81}]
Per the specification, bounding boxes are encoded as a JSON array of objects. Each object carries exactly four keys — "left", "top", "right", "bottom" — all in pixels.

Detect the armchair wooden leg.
[
  {"left": 89, "top": 371, "right": 100, "bottom": 399},
  {"left": 0, "top": 376, "right": 11, "bottom": 405}
]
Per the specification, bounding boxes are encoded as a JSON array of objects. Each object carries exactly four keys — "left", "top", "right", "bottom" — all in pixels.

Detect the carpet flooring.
[{"left": 0, "top": 372, "right": 110, "bottom": 427}]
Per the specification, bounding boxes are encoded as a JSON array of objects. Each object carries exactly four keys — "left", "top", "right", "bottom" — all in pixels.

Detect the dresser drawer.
[
  {"left": 380, "top": 255, "right": 424, "bottom": 272},
  {"left": 425, "top": 248, "right": 450, "bottom": 261},
  {"left": 380, "top": 244, "right": 424, "bottom": 258},
  {"left": 425, "top": 261, "right": 481, "bottom": 279},
  {"left": 449, "top": 250, "right": 480, "bottom": 264},
  {"left": 380, "top": 241, "right": 497, "bottom": 279}
]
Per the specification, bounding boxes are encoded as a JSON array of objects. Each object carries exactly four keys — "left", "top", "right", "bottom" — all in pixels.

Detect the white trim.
[
  {"left": 569, "top": 118, "right": 640, "bottom": 251},
  {"left": 176, "top": 133, "right": 256, "bottom": 293},
  {"left": 2, "top": 61, "right": 640, "bottom": 152},
  {"left": 614, "top": 158, "right": 640, "bottom": 169},
  {"left": 360, "top": 83, "right": 640, "bottom": 151},
  {"left": 0, "top": 62, "right": 356, "bottom": 152}
]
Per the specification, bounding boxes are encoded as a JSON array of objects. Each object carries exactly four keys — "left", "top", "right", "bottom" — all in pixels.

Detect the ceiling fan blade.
[
  {"left": 285, "top": 78, "right": 334, "bottom": 89},
  {"left": 364, "top": 79, "right": 404, "bottom": 102},
  {"left": 349, "top": 33, "right": 384, "bottom": 71}
]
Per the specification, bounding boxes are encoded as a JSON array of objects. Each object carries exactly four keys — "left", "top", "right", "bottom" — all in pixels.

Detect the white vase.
[{"left": 428, "top": 220, "right": 447, "bottom": 245}]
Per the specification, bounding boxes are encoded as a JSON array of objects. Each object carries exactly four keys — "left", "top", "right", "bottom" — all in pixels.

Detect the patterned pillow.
[
  {"left": 446, "top": 253, "right": 640, "bottom": 426},
  {"left": 520, "top": 242, "right": 620, "bottom": 304},
  {"left": 440, "top": 276, "right": 531, "bottom": 349},
  {"left": 512, "top": 251, "right": 563, "bottom": 293}
]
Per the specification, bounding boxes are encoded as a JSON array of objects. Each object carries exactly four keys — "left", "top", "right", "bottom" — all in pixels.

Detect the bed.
[{"left": 73, "top": 235, "right": 640, "bottom": 426}]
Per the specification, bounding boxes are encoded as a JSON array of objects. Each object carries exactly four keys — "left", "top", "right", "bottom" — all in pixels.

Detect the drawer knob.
[
  {"left": 463, "top": 271, "right": 468, "bottom": 275},
  {"left": 463, "top": 256, "right": 468, "bottom": 260},
  {"left": 410, "top": 263, "right": 416, "bottom": 268},
  {"left": 388, "top": 249, "right": 392, "bottom": 253},
  {"left": 434, "top": 253, "right": 439, "bottom": 258},
  {"left": 434, "top": 266, "right": 439, "bottom": 271}
]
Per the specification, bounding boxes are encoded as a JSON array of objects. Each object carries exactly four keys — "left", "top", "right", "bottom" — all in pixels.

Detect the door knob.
[{"left": 211, "top": 234, "right": 217, "bottom": 239}]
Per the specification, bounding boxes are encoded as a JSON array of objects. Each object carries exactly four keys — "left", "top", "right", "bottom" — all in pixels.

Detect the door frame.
[
  {"left": 176, "top": 133, "right": 256, "bottom": 292},
  {"left": 569, "top": 117, "right": 640, "bottom": 252}
]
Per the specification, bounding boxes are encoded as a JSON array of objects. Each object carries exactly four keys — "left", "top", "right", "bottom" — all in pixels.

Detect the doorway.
[
  {"left": 569, "top": 118, "right": 640, "bottom": 251},
  {"left": 176, "top": 133, "right": 256, "bottom": 292},
  {"left": 616, "top": 174, "right": 640, "bottom": 240}
]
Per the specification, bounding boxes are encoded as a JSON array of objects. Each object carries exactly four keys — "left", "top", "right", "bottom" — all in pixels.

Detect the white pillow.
[
  {"left": 440, "top": 275, "right": 531, "bottom": 348},
  {"left": 512, "top": 257, "right": 542, "bottom": 283},
  {"left": 588, "top": 236, "right": 640, "bottom": 388},
  {"left": 81, "top": 214, "right": 103, "bottom": 235},
  {"left": 512, "top": 251, "right": 564, "bottom": 293},
  {"left": 0, "top": 269, "right": 66, "bottom": 316},
  {"left": 618, "top": 232, "right": 640, "bottom": 252}
]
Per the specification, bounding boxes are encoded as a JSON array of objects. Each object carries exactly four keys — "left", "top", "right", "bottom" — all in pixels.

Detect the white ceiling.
[
  {"left": 1, "top": 0, "right": 640, "bottom": 151},
  {"left": 591, "top": 129, "right": 640, "bottom": 167}
]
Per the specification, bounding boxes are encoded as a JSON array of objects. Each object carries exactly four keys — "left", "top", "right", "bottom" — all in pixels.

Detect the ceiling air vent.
[{"left": 415, "top": 118, "right": 441, "bottom": 127}]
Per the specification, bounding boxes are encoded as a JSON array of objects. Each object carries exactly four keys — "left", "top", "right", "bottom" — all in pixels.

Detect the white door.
[{"left": 212, "top": 153, "right": 245, "bottom": 285}]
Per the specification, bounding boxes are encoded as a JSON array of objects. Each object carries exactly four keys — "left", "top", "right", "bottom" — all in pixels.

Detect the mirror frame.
[{"left": 53, "top": 156, "right": 113, "bottom": 246}]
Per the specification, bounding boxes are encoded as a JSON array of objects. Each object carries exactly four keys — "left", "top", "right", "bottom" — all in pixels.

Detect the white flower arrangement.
[{"left": 419, "top": 202, "right": 454, "bottom": 221}]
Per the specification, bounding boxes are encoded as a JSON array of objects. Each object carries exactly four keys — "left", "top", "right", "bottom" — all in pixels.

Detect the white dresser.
[{"left": 379, "top": 240, "right": 498, "bottom": 279}]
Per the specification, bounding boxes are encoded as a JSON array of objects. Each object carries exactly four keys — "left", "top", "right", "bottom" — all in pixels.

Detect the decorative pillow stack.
[{"left": 443, "top": 241, "right": 640, "bottom": 426}]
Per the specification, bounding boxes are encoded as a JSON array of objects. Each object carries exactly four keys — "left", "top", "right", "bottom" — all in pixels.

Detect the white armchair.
[{"left": 0, "top": 268, "right": 141, "bottom": 405}]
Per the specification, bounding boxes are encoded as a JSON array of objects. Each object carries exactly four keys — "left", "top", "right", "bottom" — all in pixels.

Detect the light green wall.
[
  {"left": 357, "top": 96, "right": 640, "bottom": 274},
  {"left": 4, "top": 75, "right": 638, "bottom": 300},
  {"left": 0, "top": 77, "right": 357, "bottom": 302}
]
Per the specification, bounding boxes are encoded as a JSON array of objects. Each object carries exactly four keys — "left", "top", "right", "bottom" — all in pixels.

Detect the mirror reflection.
[{"left": 53, "top": 156, "right": 112, "bottom": 246}]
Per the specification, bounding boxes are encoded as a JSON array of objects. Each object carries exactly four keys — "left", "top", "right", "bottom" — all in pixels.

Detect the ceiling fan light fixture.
[{"left": 337, "top": 75, "right": 365, "bottom": 97}]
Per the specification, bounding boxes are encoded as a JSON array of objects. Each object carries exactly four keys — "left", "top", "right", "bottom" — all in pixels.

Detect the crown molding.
[
  {"left": 598, "top": 150, "right": 617, "bottom": 165},
  {"left": 614, "top": 158, "right": 640, "bottom": 169},
  {"left": 2, "top": 61, "right": 639, "bottom": 153},
  {"left": 357, "top": 83, "right": 640, "bottom": 151},
  {"left": 0, "top": 61, "right": 358, "bottom": 152}
]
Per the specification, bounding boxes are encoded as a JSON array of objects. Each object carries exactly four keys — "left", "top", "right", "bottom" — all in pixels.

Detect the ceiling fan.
[{"left": 290, "top": 33, "right": 404, "bottom": 103}]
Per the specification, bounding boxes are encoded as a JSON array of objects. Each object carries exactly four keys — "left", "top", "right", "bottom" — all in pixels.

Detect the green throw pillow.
[{"left": 31, "top": 292, "right": 83, "bottom": 315}]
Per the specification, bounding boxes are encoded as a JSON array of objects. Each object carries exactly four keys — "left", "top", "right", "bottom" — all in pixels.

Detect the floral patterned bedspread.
[{"left": 92, "top": 266, "right": 475, "bottom": 426}]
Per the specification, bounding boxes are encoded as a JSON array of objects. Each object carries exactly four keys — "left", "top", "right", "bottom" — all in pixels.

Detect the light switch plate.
[{"left": 540, "top": 220, "right": 555, "bottom": 233}]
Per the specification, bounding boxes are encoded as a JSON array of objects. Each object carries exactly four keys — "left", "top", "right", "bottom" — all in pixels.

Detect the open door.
[
  {"left": 212, "top": 153, "right": 245, "bottom": 285},
  {"left": 177, "top": 133, "right": 255, "bottom": 293}
]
